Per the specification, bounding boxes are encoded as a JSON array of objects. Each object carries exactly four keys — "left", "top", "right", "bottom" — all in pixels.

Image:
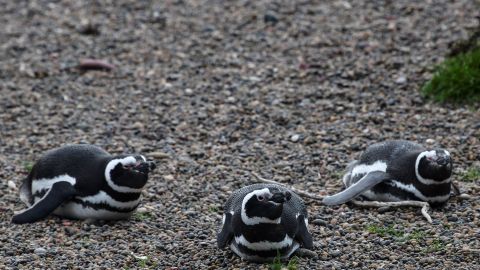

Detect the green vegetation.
[
  {"left": 422, "top": 47, "right": 480, "bottom": 104},
  {"left": 461, "top": 167, "right": 480, "bottom": 182},
  {"left": 23, "top": 162, "right": 34, "bottom": 173},
  {"left": 132, "top": 211, "right": 153, "bottom": 221},
  {"left": 137, "top": 257, "right": 148, "bottom": 268},
  {"left": 367, "top": 224, "right": 426, "bottom": 242},
  {"left": 367, "top": 224, "right": 404, "bottom": 238},
  {"left": 270, "top": 252, "right": 298, "bottom": 270},
  {"left": 367, "top": 224, "right": 447, "bottom": 254},
  {"left": 208, "top": 205, "right": 219, "bottom": 213},
  {"left": 423, "top": 239, "right": 446, "bottom": 253}
]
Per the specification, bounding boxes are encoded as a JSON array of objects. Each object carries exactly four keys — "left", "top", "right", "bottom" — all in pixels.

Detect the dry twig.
[
  {"left": 351, "top": 199, "right": 433, "bottom": 223},
  {"left": 251, "top": 172, "right": 325, "bottom": 200}
]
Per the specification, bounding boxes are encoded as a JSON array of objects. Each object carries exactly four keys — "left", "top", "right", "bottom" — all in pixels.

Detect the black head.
[
  {"left": 105, "top": 155, "right": 156, "bottom": 192},
  {"left": 416, "top": 149, "right": 452, "bottom": 183},
  {"left": 241, "top": 187, "right": 291, "bottom": 225}
]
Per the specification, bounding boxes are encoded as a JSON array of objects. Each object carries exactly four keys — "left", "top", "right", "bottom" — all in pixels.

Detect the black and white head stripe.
[
  {"left": 241, "top": 188, "right": 281, "bottom": 226},
  {"left": 415, "top": 150, "right": 452, "bottom": 185},
  {"left": 105, "top": 156, "right": 143, "bottom": 193}
]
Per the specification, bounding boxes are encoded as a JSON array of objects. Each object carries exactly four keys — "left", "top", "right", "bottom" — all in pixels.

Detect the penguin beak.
[
  {"left": 269, "top": 191, "right": 292, "bottom": 204},
  {"left": 132, "top": 160, "right": 156, "bottom": 174}
]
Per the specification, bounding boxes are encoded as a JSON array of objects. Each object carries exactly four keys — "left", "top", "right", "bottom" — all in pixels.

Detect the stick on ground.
[
  {"left": 251, "top": 172, "right": 325, "bottom": 200},
  {"left": 351, "top": 199, "right": 433, "bottom": 223}
]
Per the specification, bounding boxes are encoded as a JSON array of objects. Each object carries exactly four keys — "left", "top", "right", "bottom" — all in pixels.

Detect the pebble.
[
  {"left": 312, "top": 219, "right": 328, "bottom": 226},
  {"left": 290, "top": 134, "right": 301, "bottom": 142},
  {"left": 330, "top": 249, "right": 342, "bottom": 257},
  {"left": 185, "top": 88, "right": 193, "bottom": 95},
  {"left": 137, "top": 207, "right": 148, "bottom": 214},
  {"left": 395, "top": 76, "right": 407, "bottom": 84},
  {"left": 7, "top": 180, "right": 16, "bottom": 190},
  {"left": 34, "top": 248, "right": 47, "bottom": 256}
]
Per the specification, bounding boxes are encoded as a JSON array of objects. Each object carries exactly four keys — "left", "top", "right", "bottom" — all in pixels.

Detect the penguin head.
[
  {"left": 416, "top": 149, "right": 452, "bottom": 182},
  {"left": 241, "top": 187, "right": 291, "bottom": 226},
  {"left": 104, "top": 155, "right": 156, "bottom": 192}
]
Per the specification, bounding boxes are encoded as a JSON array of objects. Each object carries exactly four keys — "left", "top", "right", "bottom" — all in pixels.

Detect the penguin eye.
[
  {"left": 123, "top": 164, "right": 134, "bottom": 170},
  {"left": 257, "top": 195, "right": 265, "bottom": 201}
]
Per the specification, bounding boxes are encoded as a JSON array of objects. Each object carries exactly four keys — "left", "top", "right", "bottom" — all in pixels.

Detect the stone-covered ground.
[{"left": 0, "top": 0, "right": 479, "bottom": 269}]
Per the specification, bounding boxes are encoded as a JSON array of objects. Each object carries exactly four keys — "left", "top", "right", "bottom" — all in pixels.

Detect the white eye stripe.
[
  {"left": 241, "top": 188, "right": 280, "bottom": 226},
  {"left": 105, "top": 157, "right": 143, "bottom": 193}
]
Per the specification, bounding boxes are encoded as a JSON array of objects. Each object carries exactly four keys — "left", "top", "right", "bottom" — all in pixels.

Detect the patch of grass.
[
  {"left": 270, "top": 252, "right": 298, "bottom": 270},
  {"left": 460, "top": 167, "right": 480, "bottom": 182},
  {"left": 367, "top": 225, "right": 427, "bottom": 243},
  {"left": 367, "top": 224, "right": 404, "bottom": 238},
  {"left": 137, "top": 256, "right": 148, "bottom": 268},
  {"left": 132, "top": 211, "right": 153, "bottom": 221},
  {"left": 208, "top": 205, "right": 219, "bottom": 213},
  {"left": 406, "top": 230, "right": 426, "bottom": 242},
  {"left": 423, "top": 239, "right": 446, "bottom": 253},
  {"left": 422, "top": 47, "right": 480, "bottom": 104},
  {"left": 23, "top": 162, "right": 34, "bottom": 173}
]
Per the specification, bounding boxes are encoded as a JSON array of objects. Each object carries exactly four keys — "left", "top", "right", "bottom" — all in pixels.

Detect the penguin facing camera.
[
  {"left": 12, "top": 144, "right": 156, "bottom": 224},
  {"left": 323, "top": 140, "right": 453, "bottom": 207},
  {"left": 217, "top": 183, "right": 313, "bottom": 262}
]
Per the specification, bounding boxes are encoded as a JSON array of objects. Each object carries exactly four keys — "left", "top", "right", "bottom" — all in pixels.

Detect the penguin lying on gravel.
[
  {"left": 217, "top": 183, "right": 313, "bottom": 262},
  {"left": 323, "top": 140, "right": 453, "bottom": 207},
  {"left": 12, "top": 144, "right": 156, "bottom": 224}
]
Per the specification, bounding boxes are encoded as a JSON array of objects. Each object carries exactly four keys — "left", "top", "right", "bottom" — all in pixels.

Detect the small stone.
[
  {"left": 163, "top": 175, "right": 174, "bottom": 181},
  {"left": 330, "top": 249, "right": 342, "bottom": 257},
  {"left": 34, "top": 248, "right": 47, "bottom": 256},
  {"left": 137, "top": 207, "right": 148, "bottom": 214},
  {"left": 264, "top": 12, "right": 279, "bottom": 24},
  {"left": 311, "top": 219, "right": 328, "bottom": 226},
  {"left": 378, "top": 207, "right": 391, "bottom": 213},
  {"left": 447, "top": 216, "right": 458, "bottom": 222},
  {"left": 291, "top": 134, "right": 300, "bottom": 142},
  {"left": 395, "top": 76, "right": 407, "bottom": 84},
  {"left": 185, "top": 88, "right": 193, "bottom": 95},
  {"left": 7, "top": 180, "right": 17, "bottom": 190},
  {"left": 426, "top": 138, "right": 435, "bottom": 144}
]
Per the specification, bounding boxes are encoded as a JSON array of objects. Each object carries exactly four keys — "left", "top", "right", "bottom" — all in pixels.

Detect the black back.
[{"left": 25, "top": 145, "right": 111, "bottom": 197}]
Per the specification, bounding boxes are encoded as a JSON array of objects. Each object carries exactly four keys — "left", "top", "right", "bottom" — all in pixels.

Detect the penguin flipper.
[
  {"left": 323, "top": 171, "right": 390, "bottom": 205},
  {"left": 295, "top": 215, "right": 313, "bottom": 249},
  {"left": 217, "top": 212, "right": 234, "bottom": 249},
  {"left": 12, "top": 181, "right": 77, "bottom": 224}
]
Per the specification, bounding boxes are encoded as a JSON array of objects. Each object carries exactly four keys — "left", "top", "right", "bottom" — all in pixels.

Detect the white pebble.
[
  {"left": 426, "top": 138, "right": 435, "bottom": 144},
  {"left": 34, "top": 247, "right": 47, "bottom": 256},
  {"left": 395, "top": 76, "right": 407, "bottom": 84},
  {"left": 7, "top": 181, "right": 17, "bottom": 190},
  {"left": 163, "top": 175, "right": 174, "bottom": 181},
  {"left": 291, "top": 134, "right": 300, "bottom": 142},
  {"left": 137, "top": 207, "right": 148, "bottom": 214},
  {"left": 185, "top": 88, "right": 193, "bottom": 95}
]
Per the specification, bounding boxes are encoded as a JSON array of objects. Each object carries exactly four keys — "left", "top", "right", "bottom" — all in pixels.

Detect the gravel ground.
[{"left": 1, "top": 0, "right": 479, "bottom": 269}]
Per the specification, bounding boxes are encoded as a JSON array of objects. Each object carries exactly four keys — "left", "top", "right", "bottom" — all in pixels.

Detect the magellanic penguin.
[
  {"left": 217, "top": 183, "right": 313, "bottom": 262},
  {"left": 323, "top": 140, "right": 453, "bottom": 207},
  {"left": 12, "top": 144, "right": 156, "bottom": 224}
]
